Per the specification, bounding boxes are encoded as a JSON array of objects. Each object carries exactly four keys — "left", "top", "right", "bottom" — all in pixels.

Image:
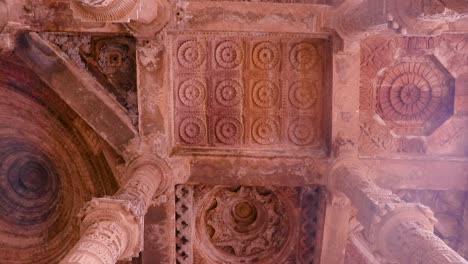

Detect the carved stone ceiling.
[
  {"left": 0, "top": 55, "right": 118, "bottom": 263},
  {"left": 175, "top": 184, "right": 325, "bottom": 263},
  {"left": 169, "top": 32, "right": 330, "bottom": 157},
  {"left": 359, "top": 34, "right": 468, "bottom": 158}
]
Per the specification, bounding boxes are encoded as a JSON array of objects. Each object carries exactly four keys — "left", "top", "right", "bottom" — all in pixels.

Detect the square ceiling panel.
[{"left": 169, "top": 32, "right": 331, "bottom": 157}]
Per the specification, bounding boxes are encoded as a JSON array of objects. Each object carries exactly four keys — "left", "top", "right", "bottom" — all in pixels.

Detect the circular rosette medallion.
[
  {"left": 252, "top": 80, "right": 279, "bottom": 109},
  {"left": 178, "top": 79, "right": 206, "bottom": 107},
  {"left": 179, "top": 117, "right": 206, "bottom": 144},
  {"left": 215, "top": 40, "right": 243, "bottom": 69},
  {"left": 290, "top": 43, "right": 319, "bottom": 71},
  {"left": 215, "top": 117, "right": 243, "bottom": 145},
  {"left": 288, "top": 119, "right": 316, "bottom": 146},
  {"left": 289, "top": 81, "right": 318, "bottom": 110},
  {"left": 196, "top": 186, "right": 297, "bottom": 263},
  {"left": 215, "top": 79, "right": 243, "bottom": 107},
  {"left": 377, "top": 61, "right": 445, "bottom": 122},
  {"left": 252, "top": 118, "right": 280, "bottom": 145},
  {"left": 253, "top": 41, "right": 280, "bottom": 70},
  {"left": 177, "top": 40, "right": 206, "bottom": 69}
]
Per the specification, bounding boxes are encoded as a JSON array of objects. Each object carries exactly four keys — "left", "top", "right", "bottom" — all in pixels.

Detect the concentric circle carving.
[
  {"left": 288, "top": 119, "right": 315, "bottom": 146},
  {"left": 215, "top": 79, "right": 243, "bottom": 107},
  {"left": 215, "top": 40, "right": 243, "bottom": 69},
  {"left": 378, "top": 61, "right": 444, "bottom": 122},
  {"left": 178, "top": 79, "right": 206, "bottom": 107},
  {"left": 289, "top": 81, "right": 318, "bottom": 110},
  {"left": 215, "top": 117, "right": 243, "bottom": 145},
  {"left": 290, "top": 43, "right": 319, "bottom": 71},
  {"left": 252, "top": 118, "right": 279, "bottom": 145},
  {"left": 177, "top": 40, "right": 206, "bottom": 69},
  {"left": 179, "top": 117, "right": 206, "bottom": 144},
  {"left": 253, "top": 41, "right": 280, "bottom": 70},
  {"left": 252, "top": 80, "right": 279, "bottom": 108},
  {"left": 196, "top": 186, "right": 296, "bottom": 263},
  {"left": 0, "top": 68, "right": 113, "bottom": 264}
]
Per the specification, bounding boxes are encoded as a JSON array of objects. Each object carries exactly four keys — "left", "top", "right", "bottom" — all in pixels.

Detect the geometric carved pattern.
[
  {"left": 175, "top": 185, "right": 193, "bottom": 264},
  {"left": 170, "top": 32, "right": 327, "bottom": 155},
  {"left": 175, "top": 184, "right": 325, "bottom": 264},
  {"left": 359, "top": 35, "right": 464, "bottom": 156},
  {"left": 376, "top": 56, "right": 454, "bottom": 135}
]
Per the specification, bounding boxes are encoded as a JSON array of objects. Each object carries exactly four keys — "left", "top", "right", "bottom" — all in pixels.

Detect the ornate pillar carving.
[
  {"left": 331, "top": 160, "right": 468, "bottom": 264},
  {"left": 60, "top": 156, "right": 170, "bottom": 264}
]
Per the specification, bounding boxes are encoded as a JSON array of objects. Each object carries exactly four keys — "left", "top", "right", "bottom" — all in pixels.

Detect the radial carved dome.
[
  {"left": 0, "top": 57, "right": 116, "bottom": 263},
  {"left": 195, "top": 186, "right": 297, "bottom": 263},
  {"left": 376, "top": 56, "right": 454, "bottom": 135}
]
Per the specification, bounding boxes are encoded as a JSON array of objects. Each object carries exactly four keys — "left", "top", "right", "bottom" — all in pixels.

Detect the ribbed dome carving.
[
  {"left": 0, "top": 56, "right": 117, "bottom": 263},
  {"left": 71, "top": 0, "right": 139, "bottom": 21}
]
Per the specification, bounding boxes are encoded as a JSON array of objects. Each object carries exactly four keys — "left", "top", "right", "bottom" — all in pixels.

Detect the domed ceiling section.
[{"left": 0, "top": 55, "right": 118, "bottom": 263}]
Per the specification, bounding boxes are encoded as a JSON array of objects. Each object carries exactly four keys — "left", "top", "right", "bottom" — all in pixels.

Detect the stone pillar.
[
  {"left": 60, "top": 156, "right": 169, "bottom": 264},
  {"left": 331, "top": 160, "right": 468, "bottom": 264}
]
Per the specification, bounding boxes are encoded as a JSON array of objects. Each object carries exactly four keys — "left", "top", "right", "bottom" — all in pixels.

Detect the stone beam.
[
  {"left": 363, "top": 159, "right": 468, "bottom": 191},
  {"left": 15, "top": 32, "right": 137, "bottom": 153},
  {"left": 185, "top": 156, "right": 468, "bottom": 190},
  {"left": 185, "top": 157, "right": 328, "bottom": 187}
]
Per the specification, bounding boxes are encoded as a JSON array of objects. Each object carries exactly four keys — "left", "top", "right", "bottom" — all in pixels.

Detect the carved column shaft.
[
  {"left": 62, "top": 221, "right": 128, "bottom": 264},
  {"left": 332, "top": 161, "right": 468, "bottom": 264},
  {"left": 60, "top": 157, "right": 167, "bottom": 264}
]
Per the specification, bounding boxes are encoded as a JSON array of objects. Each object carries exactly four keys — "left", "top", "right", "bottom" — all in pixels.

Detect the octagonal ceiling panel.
[
  {"left": 359, "top": 34, "right": 468, "bottom": 157},
  {"left": 376, "top": 56, "right": 454, "bottom": 136},
  {"left": 169, "top": 32, "right": 331, "bottom": 157}
]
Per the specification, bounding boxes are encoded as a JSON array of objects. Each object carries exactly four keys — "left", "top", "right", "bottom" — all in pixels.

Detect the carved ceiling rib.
[{"left": 14, "top": 32, "right": 137, "bottom": 154}]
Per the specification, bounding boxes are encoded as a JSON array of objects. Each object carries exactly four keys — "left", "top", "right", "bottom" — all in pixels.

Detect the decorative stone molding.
[
  {"left": 60, "top": 155, "right": 170, "bottom": 264},
  {"left": 70, "top": 0, "right": 139, "bottom": 22},
  {"left": 70, "top": 0, "right": 171, "bottom": 35},
  {"left": 331, "top": 159, "right": 468, "bottom": 264}
]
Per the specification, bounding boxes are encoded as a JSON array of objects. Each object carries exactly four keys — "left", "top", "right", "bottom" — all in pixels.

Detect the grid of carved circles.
[{"left": 172, "top": 33, "right": 325, "bottom": 151}]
